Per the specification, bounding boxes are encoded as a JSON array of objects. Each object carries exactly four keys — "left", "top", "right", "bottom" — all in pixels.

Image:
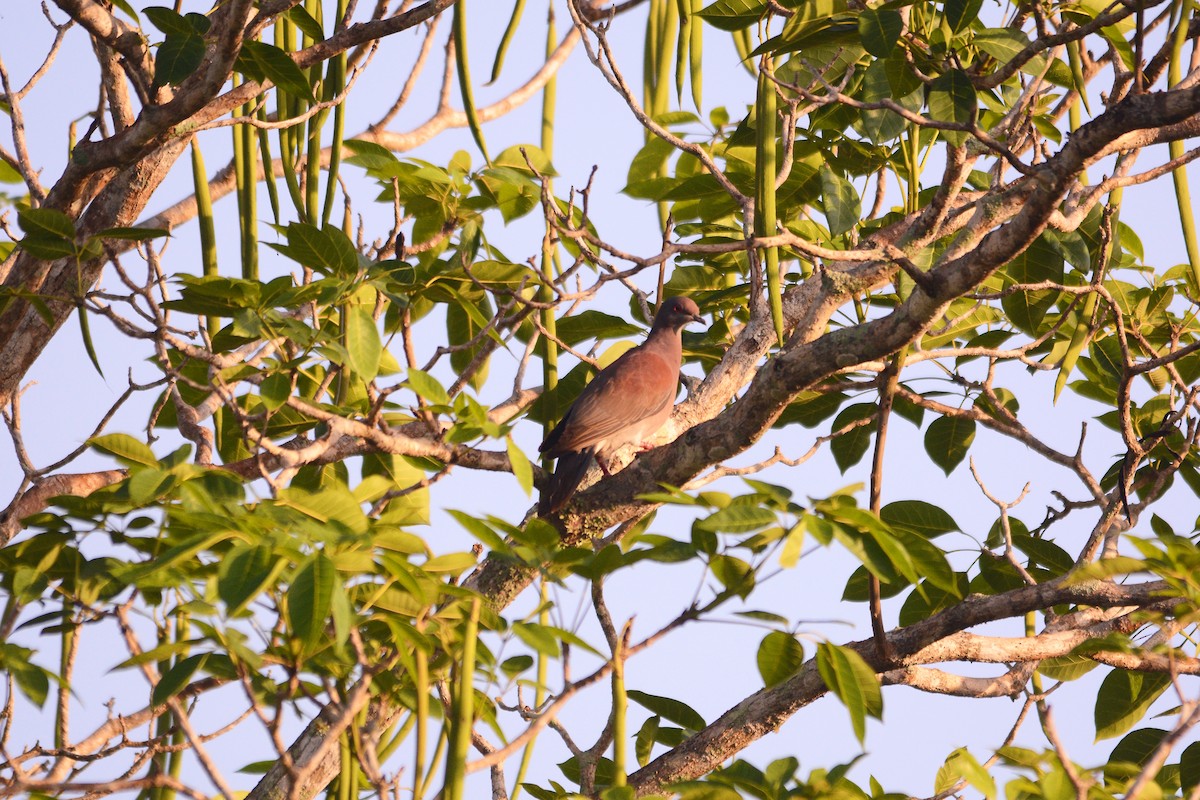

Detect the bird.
[{"left": 538, "top": 296, "right": 704, "bottom": 516}]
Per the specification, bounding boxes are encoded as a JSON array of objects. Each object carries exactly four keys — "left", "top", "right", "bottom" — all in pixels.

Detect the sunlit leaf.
[
  {"left": 757, "top": 631, "right": 805, "bottom": 687},
  {"left": 816, "top": 642, "right": 882, "bottom": 743}
]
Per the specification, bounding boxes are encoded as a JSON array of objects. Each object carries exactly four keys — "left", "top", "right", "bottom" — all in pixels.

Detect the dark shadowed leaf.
[
  {"left": 155, "top": 33, "right": 205, "bottom": 87},
  {"left": 152, "top": 653, "right": 208, "bottom": 707},
  {"left": 627, "top": 690, "right": 706, "bottom": 731},
  {"left": 928, "top": 70, "right": 976, "bottom": 146},
  {"left": 820, "top": 165, "right": 861, "bottom": 236},
  {"left": 236, "top": 41, "right": 315, "bottom": 102},
  {"left": 858, "top": 8, "right": 902, "bottom": 57}
]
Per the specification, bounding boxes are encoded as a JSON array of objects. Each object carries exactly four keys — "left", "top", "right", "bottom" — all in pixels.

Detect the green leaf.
[
  {"left": 816, "top": 642, "right": 882, "bottom": 743},
  {"left": 259, "top": 372, "right": 291, "bottom": 411},
  {"left": 1037, "top": 654, "right": 1098, "bottom": 682},
  {"left": 155, "top": 33, "right": 206, "bottom": 87},
  {"left": 881, "top": 500, "right": 959, "bottom": 538},
  {"left": 288, "top": 554, "right": 336, "bottom": 649},
  {"left": 344, "top": 305, "right": 382, "bottom": 383},
  {"left": 218, "top": 544, "right": 280, "bottom": 615},
  {"left": 696, "top": 504, "right": 775, "bottom": 534},
  {"left": 819, "top": 164, "right": 861, "bottom": 236},
  {"left": 513, "top": 622, "right": 560, "bottom": 657},
  {"left": 152, "top": 653, "right": 207, "bottom": 707},
  {"left": 109, "top": 0, "right": 140, "bottom": 22},
  {"left": 18, "top": 207, "right": 76, "bottom": 240},
  {"left": 975, "top": 28, "right": 1033, "bottom": 65},
  {"left": 927, "top": 69, "right": 976, "bottom": 146},
  {"left": 636, "top": 715, "right": 661, "bottom": 767},
  {"left": 830, "top": 403, "right": 876, "bottom": 472},
  {"left": 91, "top": 433, "right": 158, "bottom": 468},
  {"left": 1095, "top": 670, "right": 1170, "bottom": 741},
  {"left": 554, "top": 310, "right": 643, "bottom": 345},
  {"left": 94, "top": 226, "right": 170, "bottom": 241},
  {"left": 507, "top": 437, "right": 533, "bottom": 496},
  {"left": 143, "top": 6, "right": 195, "bottom": 36},
  {"left": 422, "top": 552, "right": 478, "bottom": 574},
  {"left": 343, "top": 139, "right": 402, "bottom": 173},
  {"left": 0, "top": 644, "right": 51, "bottom": 707},
  {"left": 857, "top": 8, "right": 902, "bottom": 57},
  {"left": 1106, "top": 728, "right": 1168, "bottom": 780},
  {"left": 271, "top": 223, "right": 360, "bottom": 275},
  {"left": 923, "top": 415, "right": 975, "bottom": 475},
  {"left": 1181, "top": 741, "right": 1200, "bottom": 796},
  {"left": 943, "top": 0, "right": 982, "bottom": 33},
  {"left": 17, "top": 234, "right": 77, "bottom": 260},
  {"left": 500, "top": 655, "right": 534, "bottom": 677},
  {"left": 757, "top": 631, "right": 805, "bottom": 687},
  {"left": 236, "top": 40, "right": 315, "bottom": 102},
  {"left": 278, "top": 486, "right": 368, "bottom": 535},
  {"left": 406, "top": 368, "right": 449, "bottom": 405},
  {"left": 943, "top": 748, "right": 996, "bottom": 800},
  {"left": 710, "top": 554, "right": 755, "bottom": 597},
  {"left": 626, "top": 690, "right": 706, "bottom": 731},
  {"left": 697, "top": 0, "right": 766, "bottom": 31},
  {"left": 77, "top": 304, "right": 105, "bottom": 378},
  {"left": 286, "top": 5, "right": 324, "bottom": 41}
]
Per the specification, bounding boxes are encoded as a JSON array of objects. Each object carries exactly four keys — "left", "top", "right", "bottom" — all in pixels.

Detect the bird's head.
[{"left": 653, "top": 296, "right": 704, "bottom": 332}]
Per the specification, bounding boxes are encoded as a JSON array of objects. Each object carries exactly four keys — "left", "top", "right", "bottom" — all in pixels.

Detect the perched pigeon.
[{"left": 538, "top": 296, "right": 704, "bottom": 515}]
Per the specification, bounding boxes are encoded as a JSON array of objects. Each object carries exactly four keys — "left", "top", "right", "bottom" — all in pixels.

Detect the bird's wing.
[{"left": 541, "top": 347, "right": 678, "bottom": 455}]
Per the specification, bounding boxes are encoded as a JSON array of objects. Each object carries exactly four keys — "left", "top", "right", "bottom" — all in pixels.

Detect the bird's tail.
[{"left": 538, "top": 450, "right": 594, "bottom": 516}]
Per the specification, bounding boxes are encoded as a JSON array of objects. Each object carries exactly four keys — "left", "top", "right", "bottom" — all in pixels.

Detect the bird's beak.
[{"left": 690, "top": 313, "right": 705, "bottom": 326}]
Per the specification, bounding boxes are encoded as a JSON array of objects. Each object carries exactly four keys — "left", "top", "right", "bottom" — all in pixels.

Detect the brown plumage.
[{"left": 538, "top": 297, "right": 704, "bottom": 516}]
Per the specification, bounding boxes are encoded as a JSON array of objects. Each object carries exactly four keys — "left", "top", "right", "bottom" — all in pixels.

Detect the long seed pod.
[
  {"left": 303, "top": 0, "right": 324, "bottom": 226},
  {"left": 653, "top": 0, "right": 678, "bottom": 121},
  {"left": 453, "top": 1, "right": 491, "bottom": 165},
  {"left": 1066, "top": 39, "right": 1090, "bottom": 115},
  {"left": 755, "top": 56, "right": 783, "bottom": 346},
  {"left": 489, "top": 0, "right": 526, "bottom": 84},
  {"left": 645, "top": 0, "right": 661, "bottom": 121},
  {"left": 337, "top": 731, "right": 354, "bottom": 800},
  {"left": 418, "top": 721, "right": 449, "bottom": 800},
  {"left": 190, "top": 140, "right": 219, "bottom": 333},
  {"left": 276, "top": 16, "right": 306, "bottom": 218},
  {"left": 443, "top": 598, "right": 481, "bottom": 800},
  {"left": 1168, "top": 0, "right": 1200, "bottom": 287},
  {"left": 675, "top": 0, "right": 690, "bottom": 103},
  {"left": 239, "top": 107, "right": 259, "bottom": 279},
  {"left": 689, "top": 0, "right": 703, "bottom": 111},
  {"left": 510, "top": 582, "right": 550, "bottom": 800},
  {"left": 256, "top": 106, "right": 281, "bottom": 225},
  {"left": 539, "top": 6, "right": 560, "bottom": 455},
  {"left": 412, "top": 622, "right": 430, "bottom": 800},
  {"left": 322, "top": 0, "right": 349, "bottom": 227},
  {"left": 611, "top": 620, "right": 628, "bottom": 786}
]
